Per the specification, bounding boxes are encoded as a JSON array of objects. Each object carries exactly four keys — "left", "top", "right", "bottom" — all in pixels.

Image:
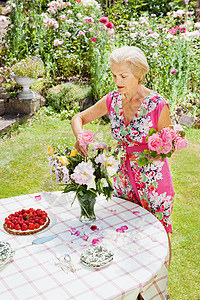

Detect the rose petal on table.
[
  {"left": 132, "top": 211, "right": 140, "bottom": 215},
  {"left": 121, "top": 225, "right": 128, "bottom": 231},
  {"left": 35, "top": 195, "right": 41, "bottom": 200}
]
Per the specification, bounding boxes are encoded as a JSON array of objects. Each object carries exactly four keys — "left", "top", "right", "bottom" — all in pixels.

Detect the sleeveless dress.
[{"left": 106, "top": 90, "right": 175, "bottom": 233}]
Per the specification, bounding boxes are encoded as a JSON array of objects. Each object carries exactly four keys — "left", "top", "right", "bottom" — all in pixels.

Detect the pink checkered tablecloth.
[{"left": 0, "top": 192, "right": 169, "bottom": 300}]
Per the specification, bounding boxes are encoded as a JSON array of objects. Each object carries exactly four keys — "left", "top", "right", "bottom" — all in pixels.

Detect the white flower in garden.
[
  {"left": 88, "top": 28, "right": 94, "bottom": 32},
  {"left": 54, "top": 39, "right": 64, "bottom": 46},
  {"left": 77, "top": 13, "right": 82, "bottom": 18},
  {"left": 65, "top": 19, "right": 74, "bottom": 24},
  {"left": 67, "top": 10, "right": 72, "bottom": 15},
  {"left": 65, "top": 31, "right": 71, "bottom": 37},
  {"left": 166, "top": 33, "right": 174, "bottom": 39},
  {"left": 66, "top": 2, "right": 72, "bottom": 7},
  {"left": 71, "top": 161, "right": 95, "bottom": 186},
  {"left": 95, "top": 154, "right": 106, "bottom": 164},
  {"left": 194, "top": 22, "right": 200, "bottom": 29},
  {"left": 57, "top": 0, "right": 67, "bottom": 9},
  {"left": 139, "top": 32, "right": 146, "bottom": 38},
  {"left": 59, "top": 15, "right": 67, "bottom": 20},
  {"left": 81, "top": 0, "right": 101, "bottom": 10},
  {"left": 78, "top": 31, "right": 85, "bottom": 37}
]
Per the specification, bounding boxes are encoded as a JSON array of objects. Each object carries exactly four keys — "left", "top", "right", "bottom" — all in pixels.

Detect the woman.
[{"left": 71, "top": 46, "right": 174, "bottom": 267}]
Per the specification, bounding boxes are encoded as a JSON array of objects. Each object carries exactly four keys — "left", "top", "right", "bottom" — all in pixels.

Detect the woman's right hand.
[{"left": 75, "top": 139, "right": 88, "bottom": 157}]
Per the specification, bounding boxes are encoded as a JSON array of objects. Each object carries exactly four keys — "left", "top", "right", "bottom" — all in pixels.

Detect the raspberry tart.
[{"left": 3, "top": 208, "right": 50, "bottom": 235}]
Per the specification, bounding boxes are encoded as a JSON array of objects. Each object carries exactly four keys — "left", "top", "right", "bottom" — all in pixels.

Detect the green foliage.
[{"left": 45, "top": 82, "right": 92, "bottom": 115}]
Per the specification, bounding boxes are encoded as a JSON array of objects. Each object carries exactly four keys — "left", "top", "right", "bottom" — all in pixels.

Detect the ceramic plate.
[
  {"left": 80, "top": 246, "right": 114, "bottom": 269},
  {"left": 0, "top": 242, "right": 14, "bottom": 268}
]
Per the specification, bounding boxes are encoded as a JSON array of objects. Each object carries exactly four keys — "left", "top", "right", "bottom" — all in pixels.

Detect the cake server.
[{"left": 14, "top": 234, "right": 58, "bottom": 250}]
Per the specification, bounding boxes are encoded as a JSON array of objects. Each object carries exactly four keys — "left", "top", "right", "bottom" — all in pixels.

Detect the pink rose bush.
[
  {"left": 48, "top": 130, "right": 119, "bottom": 201},
  {"left": 137, "top": 125, "right": 188, "bottom": 166}
]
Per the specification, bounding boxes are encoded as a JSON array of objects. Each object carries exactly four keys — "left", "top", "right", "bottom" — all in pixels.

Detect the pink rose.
[
  {"left": 174, "top": 136, "right": 188, "bottom": 150},
  {"left": 159, "top": 142, "right": 172, "bottom": 154},
  {"left": 148, "top": 133, "right": 163, "bottom": 152},
  {"left": 78, "top": 130, "right": 95, "bottom": 146},
  {"left": 93, "top": 142, "right": 107, "bottom": 150},
  {"left": 161, "top": 127, "right": 177, "bottom": 143}
]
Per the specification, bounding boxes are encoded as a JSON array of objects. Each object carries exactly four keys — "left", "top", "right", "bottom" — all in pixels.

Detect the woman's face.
[{"left": 110, "top": 61, "right": 139, "bottom": 96}]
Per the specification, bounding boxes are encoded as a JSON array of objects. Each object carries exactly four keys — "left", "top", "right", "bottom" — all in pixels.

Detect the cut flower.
[{"left": 48, "top": 130, "right": 119, "bottom": 202}]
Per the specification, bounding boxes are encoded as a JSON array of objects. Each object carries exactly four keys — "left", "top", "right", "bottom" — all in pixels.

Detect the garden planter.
[{"left": 13, "top": 75, "right": 35, "bottom": 100}]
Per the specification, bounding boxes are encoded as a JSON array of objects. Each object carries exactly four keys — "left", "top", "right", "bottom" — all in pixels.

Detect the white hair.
[{"left": 109, "top": 46, "right": 149, "bottom": 82}]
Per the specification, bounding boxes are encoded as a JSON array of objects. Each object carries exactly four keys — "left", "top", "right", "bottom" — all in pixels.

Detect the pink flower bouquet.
[{"left": 137, "top": 125, "right": 188, "bottom": 166}]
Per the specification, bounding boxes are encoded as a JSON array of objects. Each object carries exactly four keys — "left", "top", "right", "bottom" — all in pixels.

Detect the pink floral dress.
[{"left": 106, "top": 90, "right": 175, "bottom": 233}]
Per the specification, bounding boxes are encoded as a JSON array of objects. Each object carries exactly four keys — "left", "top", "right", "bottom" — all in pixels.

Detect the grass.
[{"left": 0, "top": 114, "right": 199, "bottom": 299}]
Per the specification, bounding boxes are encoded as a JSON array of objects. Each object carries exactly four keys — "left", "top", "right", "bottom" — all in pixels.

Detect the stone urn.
[{"left": 13, "top": 75, "right": 35, "bottom": 100}]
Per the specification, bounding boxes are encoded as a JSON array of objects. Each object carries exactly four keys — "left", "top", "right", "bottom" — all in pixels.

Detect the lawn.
[{"left": 0, "top": 114, "right": 199, "bottom": 299}]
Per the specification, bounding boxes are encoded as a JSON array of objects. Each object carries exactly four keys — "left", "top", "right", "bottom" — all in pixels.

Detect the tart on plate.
[{"left": 3, "top": 208, "right": 50, "bottom": 235}]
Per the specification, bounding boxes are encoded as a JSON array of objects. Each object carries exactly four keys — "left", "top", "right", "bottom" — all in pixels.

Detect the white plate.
[
  {"left": 80, "top": 246, "right": 114, "bottom": 269},
  {"left": 0, "top": 211, "right": 56, "bottom": 236},
  {"left": 0, "top": 242, "right": 14, "bottom": 268}
]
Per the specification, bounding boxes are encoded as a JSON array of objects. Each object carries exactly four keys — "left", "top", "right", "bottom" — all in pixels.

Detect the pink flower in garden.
[
  {"left": 66, "top": 1, "right": 72, "bottom": 6},
  {"left": 77, "top": 30, "right": 85, "bottom": 37},
  {"left": 59, "top": 15, "right": 67, "bottom": 20},
  {"left": 174, "top": 136, "right": 188, "bottom": 150},
  {"left": 168, "top": 26, "right": 179, "bottom": 34},
  {"left": 67, "top": 9, "right": 72, "bottom": 14},
  {"left": 106, "top": 22, "right": 114, "bottom": 29},
  {"left": 91, "top": 37, "right": 97, "bottom": 42},
  {"left": 53, "top": 39, "right": 64, "bottom": 46},
  {"left": 93, "top": 142, "right": 107, "bottom": 150},
  {"left": 78, "top": 130, "right": 95, "bottom": 146},
  {"left": 100, "top": 17, "right": 108, "bottom": 24},
  {"left": 180, "top": 27, "right": 187, "bottom": 33},
  {"left": 170, "top": 69, "right": 177, "bottom": 75},
  {"left": 65, "top": 19, "right": 73, "bottom": 24},
  {"left": 65, "top": 31, "right": 71, "bottom": 37},
  {"left": 76, "top": 0, "right": 81, "bottom": 2},
  {"left": 148, "top": 133, "right": 163, "bottom": 152}
]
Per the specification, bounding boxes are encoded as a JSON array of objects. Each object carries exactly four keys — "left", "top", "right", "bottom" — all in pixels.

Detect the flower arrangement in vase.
[
  {"left": 48, "top": 130, "right": 119, "bottom": 223},
  {"left": 11, "top": 56, "right": 45, "bottom": 99}
]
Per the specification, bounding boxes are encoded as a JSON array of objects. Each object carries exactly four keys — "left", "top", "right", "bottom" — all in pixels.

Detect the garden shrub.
[{"left": 45, "top": 82, "right": 92, "bottom": 117}]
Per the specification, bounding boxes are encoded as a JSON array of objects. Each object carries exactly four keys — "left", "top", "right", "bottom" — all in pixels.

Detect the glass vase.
[{"left": 77, "top": 193, "right": 96, "bottom": 223}]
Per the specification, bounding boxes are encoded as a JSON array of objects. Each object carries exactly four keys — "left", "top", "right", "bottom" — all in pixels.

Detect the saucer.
[
  {"left": 80, "top": 246, "right": 114, "bottom": 269},
  {"left": 0, "top": 242, "right": 14, "bottom": 268}
]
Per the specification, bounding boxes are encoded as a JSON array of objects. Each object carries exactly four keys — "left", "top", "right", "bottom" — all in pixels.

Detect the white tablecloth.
[{"left": 0, "top": 191, "right": 169, "bottom": 300}]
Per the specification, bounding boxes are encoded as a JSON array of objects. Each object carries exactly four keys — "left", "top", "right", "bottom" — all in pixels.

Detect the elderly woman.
[{"left": 71, "top": 46, "right": 174, "bottom": 268}]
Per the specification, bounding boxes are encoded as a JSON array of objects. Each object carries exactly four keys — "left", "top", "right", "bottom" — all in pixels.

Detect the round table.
[{"left": 0, "top": 191, "right": 169, "bottom": 300}]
